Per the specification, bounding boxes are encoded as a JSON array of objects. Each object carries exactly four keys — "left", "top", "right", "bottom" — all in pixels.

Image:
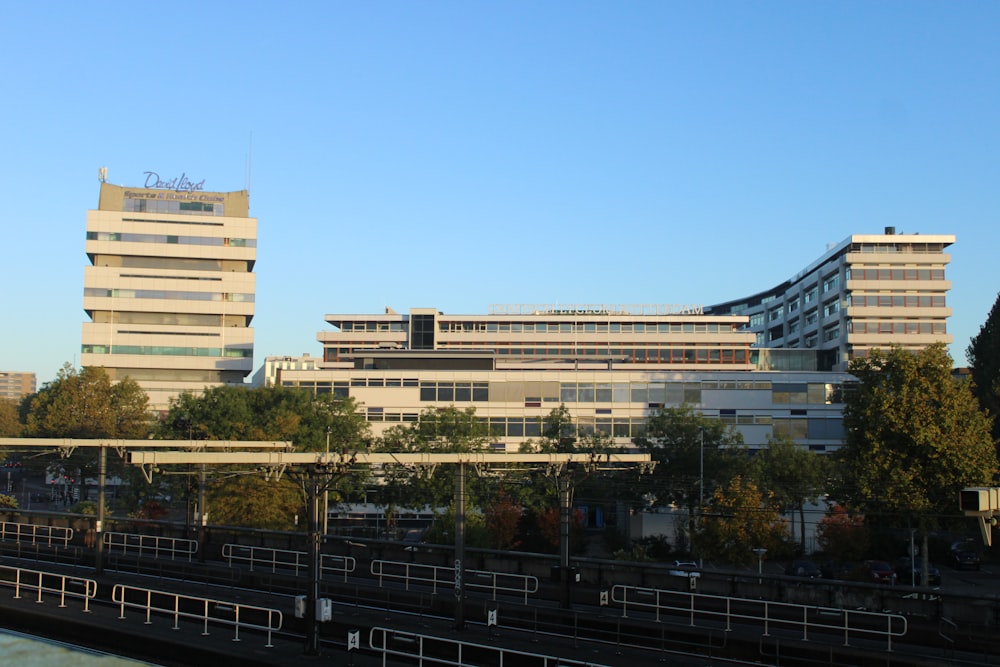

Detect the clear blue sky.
[{"left": 2, "top": 2, "right": 997, "bottom": 387}]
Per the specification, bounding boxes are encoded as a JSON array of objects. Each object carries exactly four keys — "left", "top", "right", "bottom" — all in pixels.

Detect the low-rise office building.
[{"left": 274, "top": 305, "right": 851, "bottom": 453}]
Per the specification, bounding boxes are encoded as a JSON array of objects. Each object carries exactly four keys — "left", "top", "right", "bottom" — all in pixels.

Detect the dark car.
[
  {"left": 951, "top": 549, "right": 981, "bottom": 571},
  {"left": 895, "top": 557, "right": 942, "bottom": 586},
  {"left": 785, "top": 560, "right": 822, "bottom": 578},
  {"left": 949, "top": 541, "right": 981, "bottom": 571},
  {"left": 859, "top": 560, "right": 897, "bottom": 584},
  {"left": 821, "top": 560, "right": 855, "bottom": 580}
]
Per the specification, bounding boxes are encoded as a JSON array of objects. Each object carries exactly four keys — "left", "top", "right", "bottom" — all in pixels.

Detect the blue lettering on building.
[{"left": 143, "top": 171, "right": 206, "bottom": 193}]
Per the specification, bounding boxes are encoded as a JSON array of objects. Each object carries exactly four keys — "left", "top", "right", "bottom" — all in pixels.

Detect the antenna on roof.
[{"left": 245, "top": 132, "right": 253, "bottom": 191}]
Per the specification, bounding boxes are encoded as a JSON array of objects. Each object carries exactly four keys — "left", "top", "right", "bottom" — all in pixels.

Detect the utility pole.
[
  {"left": 698, "top": 427, "right": 704, "bottom": 569},
  {"left": 95, "top": 445, "right": 106, "bottom": 574},
  {"left": 304, "top": 468, "right": 323, "bottom": 656},
  {"left": 454, "top": 462, "right": 466, "bottom": 630},
  {"left": 557, "top": 470, "right": 574, "bottom": 609}
]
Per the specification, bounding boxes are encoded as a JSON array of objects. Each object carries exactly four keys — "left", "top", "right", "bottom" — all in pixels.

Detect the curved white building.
[{"left": 707, "top": 228, "right": 953, "bottom": 371}]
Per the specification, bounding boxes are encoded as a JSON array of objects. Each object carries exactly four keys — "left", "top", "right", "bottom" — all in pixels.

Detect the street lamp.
[{"left": 753, "top": 547, "right": 768, "bottom": 583}]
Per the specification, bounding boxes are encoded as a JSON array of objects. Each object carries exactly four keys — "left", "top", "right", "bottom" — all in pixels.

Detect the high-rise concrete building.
[
  {"left": 0, "top": 372, "right": 36, "bottom": 401},
  {"left": 707, "top": 228, "right": 954, "bottom": 371},
  {"left": 82, "top": 177, "right": 256, "bottom": 413}
]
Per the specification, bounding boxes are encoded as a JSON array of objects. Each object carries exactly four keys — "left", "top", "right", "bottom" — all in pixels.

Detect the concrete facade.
[
  {"left": 707, "top": 228, "right": 954, "bottom": 371},
  {"left": 0, "top": 372, "right": 36, "bottom": 401},
  {"left": 260, "top": 229, "right": 952, "bottom": 455},
  {"left": 82, "top": 180, "right": 256, "bottom": 413},
  {"left": 271, "top": 306, "right": 852, "bottom": 453}
]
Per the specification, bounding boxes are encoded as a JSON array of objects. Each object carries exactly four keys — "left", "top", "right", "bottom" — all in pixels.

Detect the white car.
[{"left": 669, "top": 560, "right": 701, "bottom": 578}]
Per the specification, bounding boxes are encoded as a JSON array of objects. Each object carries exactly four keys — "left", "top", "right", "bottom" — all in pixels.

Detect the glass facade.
[{"left": 123, "top": 197, "right": 225, "bottom": 216}]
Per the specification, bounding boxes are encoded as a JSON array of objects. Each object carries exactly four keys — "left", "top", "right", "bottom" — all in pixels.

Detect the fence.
[{"left": 112, "top": 583, "right": 282, "bottom": 647}]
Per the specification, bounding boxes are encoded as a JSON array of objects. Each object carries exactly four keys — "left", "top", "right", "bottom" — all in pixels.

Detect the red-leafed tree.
[
  {"left": 485, "top": 487, "right": 523, "bottom": 550},
  {"left": 817, "top": 504, "right": 869, "bottom": 561}
]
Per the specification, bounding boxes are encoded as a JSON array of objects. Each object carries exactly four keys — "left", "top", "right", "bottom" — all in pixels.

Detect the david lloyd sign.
[{"left": 143, "top": 171, "right": 205, "bottom": 193}]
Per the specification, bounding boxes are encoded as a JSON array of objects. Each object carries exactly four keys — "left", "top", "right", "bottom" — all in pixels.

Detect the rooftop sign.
[
  {"left": 488, "top": 303, "right": 705, "bottom": 316},
  {"left": 143, "top": 171, "right": 205, "bottom": 193}
]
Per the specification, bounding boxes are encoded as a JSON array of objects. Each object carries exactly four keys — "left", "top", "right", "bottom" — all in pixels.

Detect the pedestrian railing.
[
  {"left": 112, "top": 583, "right": 282, "bottom": 647},
  {"left": 610, "top": 584, "right": 908, "bottom": 651},
  {"left": 371, "top": 560, "right": 538, "bottom": 602},
  {"left": 103, "top": 532, "right": 197, "bottom": 561},
  {"left": 222, "top": 543, "right": 355, "bottom": 581},
  {"left": 0, "top": 521, "right": 73, "bottom": 547},
  {"left": 369, "top": 627, "right": 610, "bottom": 667},
  {"left": 0, "top": 564, "right": 96, "bottom": 611}
]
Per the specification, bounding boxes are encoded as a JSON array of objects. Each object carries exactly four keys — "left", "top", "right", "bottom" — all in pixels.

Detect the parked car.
[
  {"left": 949, "top": 541, "right": 981, "bottom": 571},
  {"left": 785, "top": 560, "right": 822, "bottom": 578},
  {"left": 820, "top": 560, "right": 855, "bottom": 580},
  {"left": 895, "top": 557, "right": 942, "bottom": 586},
  {"left": 669, "top": 560, "right": 701, "bottom": 578},
  {"left": 859, "top": 560, "right": 897, "bottom": 584}
]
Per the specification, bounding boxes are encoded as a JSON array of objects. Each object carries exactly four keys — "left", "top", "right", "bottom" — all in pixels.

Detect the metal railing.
[
  {"left": 369, "top": 627, "right": 610, "bottom": 667},
  {"left": 112, "top": 583, "right": 282, "bottom": 647},
  {"left": 610, "top": 584, "right": 908, "bottom": 652},
  {"left": 0, "top": 564, "right": 96, "bottom": 611},
  {"left": 222, "top": 543, "right": 355, "bottom": 581},
  {"left": 371, "top": 560, "right": 538, "bottom": 602},
  {"left": 103, "top": 532, "right": 197, "bottom": 561},
  {"left": 0, "top": 521, "right": 73, "bottom": 546}
]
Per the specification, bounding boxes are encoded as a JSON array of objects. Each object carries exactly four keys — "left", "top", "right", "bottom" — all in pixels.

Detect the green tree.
[
  {"left": 379, "top": 406, "right": 491, "bottom": 453},
  {"left": 376, "top": 406, "right": 492, "bottom": 514},
  {"left": 517, "top": 406, "right": 617, "bottom": 522},
  {"left": 207, "top": 474, "right": 302, "bottom": 530},
  {"left": 158, "top": 386, "right": 371, "bottom": 530},
  {"left": 834, "top": 344, "right": 997, "bottom": 570},
  {"left": 26, "top": 364, "right": 149, "bottom": 439},
  {"left": 536, "top": 404, "right": 577, "bottom": 452},
  {"left": 422, "top": 504, "right": 490, "bottom": 547},
  {"left": 23, "top": 365, "right": 149, "bottom": 503},
  {"left": 0, "top": 398, "right": 22, "bottom": 437},
  {"left": 749, "top": 436, "right": 828, "bottom": 552},
  {"left": 160, "top": 385, "right": 255, "bottom": 441},
  {"left": 635, "top": 405, "right": 745, "bottom": 551},
  {"left": 695, "top": 475, "right": 789, "bottom": 567},
  {"left": 968, "top": 291, "right": 1000, "bottom": 445}
]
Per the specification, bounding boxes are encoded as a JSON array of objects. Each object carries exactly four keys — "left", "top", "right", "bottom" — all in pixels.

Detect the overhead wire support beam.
[
  {"left": 125, "top": 450, "right": 652, "bottom": 466},
  {"left": 0, "top": 438, "right": 293, "bottom": 453},
  {"left": 2, "top": 438, "right": 653, "bottom": 655}
]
